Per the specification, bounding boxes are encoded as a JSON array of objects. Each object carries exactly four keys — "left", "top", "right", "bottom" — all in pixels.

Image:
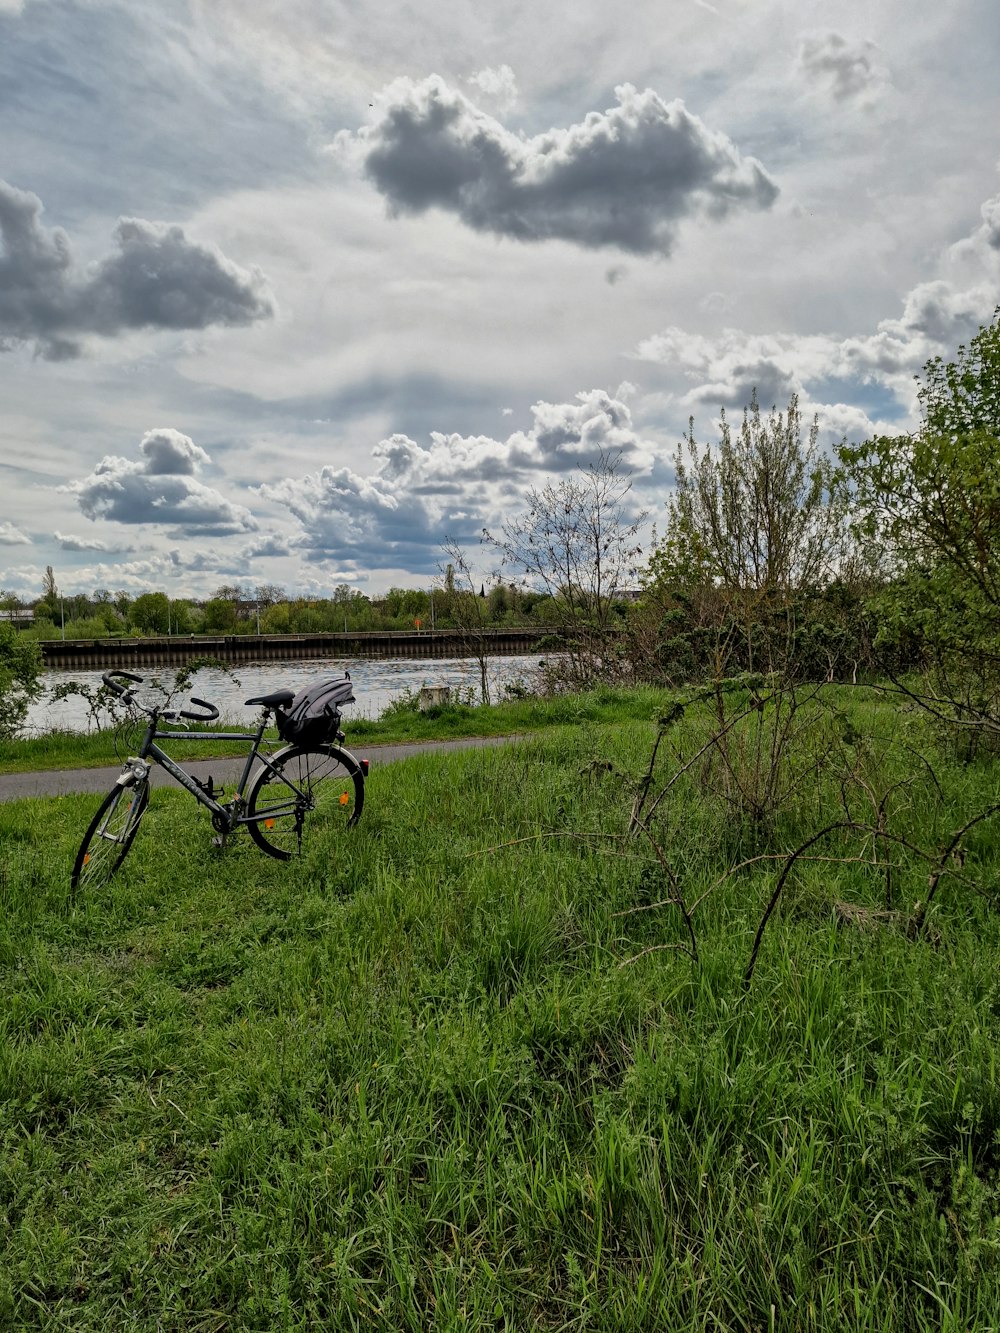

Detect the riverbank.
[
  {"left": 2, "top": 684, "right": 663, "bottom": 773},
  {"left": 38, "top": 627, "right": 559, "bottom": 670}
]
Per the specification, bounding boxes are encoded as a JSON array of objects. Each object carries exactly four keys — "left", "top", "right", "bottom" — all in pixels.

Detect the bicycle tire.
[
  {"left": 245, "top": 744, "right": 364, "bottom": 861},
  {"left": 71, "top": 779, "right": 149, "bottom": 892}
]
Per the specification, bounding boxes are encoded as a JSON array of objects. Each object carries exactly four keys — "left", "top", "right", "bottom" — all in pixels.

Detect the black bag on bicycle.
[{"left": 276, "top": 676, "right": 355, "bottom": 748}]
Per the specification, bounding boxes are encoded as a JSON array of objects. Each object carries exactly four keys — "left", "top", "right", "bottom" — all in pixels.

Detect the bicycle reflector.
[{"left": 361, "top": 759, "right": 370, "bottom": 775}]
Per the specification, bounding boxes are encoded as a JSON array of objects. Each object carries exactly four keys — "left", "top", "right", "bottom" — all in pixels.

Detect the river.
[{"left": 24, "top": 654, "right": 541, "bottom": 735}]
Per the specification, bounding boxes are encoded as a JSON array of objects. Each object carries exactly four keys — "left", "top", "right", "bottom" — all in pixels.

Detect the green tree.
[
  {"left": 839, "top": 309, "right": 1000, "bottom": 728},
  {"left": 36, "top": 564, "right": 59, "bottom": 623},
  {"left": 647, "top": 393, "right": 853, "bottom": 679},
  {"left": 664, "top": 392, "right": 847, "bottom": 596},
  {"left": 261, "top": 601, "right": 291, "bottom": 634},
  {"left": 202, "top": 597, "right": 237, "bottom": 633},
  {"left": 0, "top": 622, "right": 43, "bottom": 740},
  {"left": 131, "top": 592, "right": 171, "bottom": 635},
  {"left": 487, "top": 582, "right": 511, "bottom": 622}
]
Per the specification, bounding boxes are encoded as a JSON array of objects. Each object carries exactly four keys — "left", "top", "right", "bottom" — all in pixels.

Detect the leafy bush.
[
  {"left": 840, "top": 309, "right": 1000, "bottom": 736},
  {"left": 0, "top": 623, "right": 43, "bottom": 739}
]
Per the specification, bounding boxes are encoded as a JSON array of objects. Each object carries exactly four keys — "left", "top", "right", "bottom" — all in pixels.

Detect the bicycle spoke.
[{"left": 246, "top": 745, "right": 364, "bottom": 860}]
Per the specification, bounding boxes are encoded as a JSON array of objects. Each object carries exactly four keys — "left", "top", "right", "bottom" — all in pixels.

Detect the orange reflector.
[
  {"left": 83, "top": 854, "right": 90, "bottom": 865},
  {"left": 339, "top": 792, "right": 349, "bottom": 805},
  {"left": 265, "top": 819, "right": 275, "bottom": 829}
]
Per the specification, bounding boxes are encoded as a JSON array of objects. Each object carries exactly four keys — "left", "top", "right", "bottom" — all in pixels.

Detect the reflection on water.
[{"left": 25, "top": 655, "right": 541, "bottom": 735}]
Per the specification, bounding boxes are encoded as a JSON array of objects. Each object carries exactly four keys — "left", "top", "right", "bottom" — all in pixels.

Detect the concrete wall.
[{"left": 40, "top": 629, "right": 558, "bottom": 671}]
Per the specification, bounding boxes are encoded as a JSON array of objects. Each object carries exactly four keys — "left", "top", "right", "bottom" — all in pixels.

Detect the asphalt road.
[{"left": 0, "top": 734, "right": 521, "bottom": 803}]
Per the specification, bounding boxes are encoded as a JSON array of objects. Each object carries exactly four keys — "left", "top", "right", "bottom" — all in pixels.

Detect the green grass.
[
  {"left": 0, "top": 684, "right": 666, "bottom": 773},
  {"left": 3, "top": 694, "right": 1000, "bottom": 1328}
]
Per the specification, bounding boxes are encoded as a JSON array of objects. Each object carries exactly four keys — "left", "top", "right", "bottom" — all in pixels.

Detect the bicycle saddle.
[{"left": 245, "top": 689, "right": 296, "bottom": 708}]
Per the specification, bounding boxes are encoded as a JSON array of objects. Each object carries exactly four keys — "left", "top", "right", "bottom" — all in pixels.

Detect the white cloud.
[
  {"left": 634, "top": 186, "right": 1000, "bottom": 423},
  {"left": 343, "top": 76, "right": 778, "bottom": 256},
  {"left": 55, "top": 531, "right": 134, "bottom": 553},
  {"left": 66, "top": 429, "right": 258, "bottom": 536},
  {"left": 467, "top": 64, "right": 518, "bottom": 112},
  {"left": 634, "top": 326, "right": 838, "bottom": 407},
  {"left": 259, "top": 389, "right": 652, "bottom": 571},
  {"left": 0, "top": 521, "right": 30, "bottom": 545}
]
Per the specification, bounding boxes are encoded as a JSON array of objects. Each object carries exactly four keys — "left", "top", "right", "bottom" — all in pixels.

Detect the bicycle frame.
[{"left": 125, "top": 712, "right": 301, "bottom": 832}]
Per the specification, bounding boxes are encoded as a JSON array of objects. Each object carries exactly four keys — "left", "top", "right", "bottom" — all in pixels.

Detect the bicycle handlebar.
[
  {"left": 100, "top": 670, "right": 220, "bottom": 722},
  {"left": 102, "top": 670, "right": 143, "bottom": 699},
  {"left": 179, "top": 698, "right": 220, "bottom": 723}
]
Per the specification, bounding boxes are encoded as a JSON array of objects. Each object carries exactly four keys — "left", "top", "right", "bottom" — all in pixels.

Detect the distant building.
[{"left": 0, "top": 608, "right": 35, "bottom": 626}]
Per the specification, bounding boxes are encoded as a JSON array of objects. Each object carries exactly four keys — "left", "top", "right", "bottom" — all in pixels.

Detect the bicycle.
[{"left": 70, "top": 670, "right": 367, "bottom": 892}]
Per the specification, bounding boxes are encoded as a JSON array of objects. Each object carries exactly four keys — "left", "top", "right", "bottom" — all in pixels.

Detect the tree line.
[
  {"left": 4, "top": 310, "right": 1000, "bottom": 738},
  {"left": 2, "top": 575, "right": 559, "bottom": 642}
]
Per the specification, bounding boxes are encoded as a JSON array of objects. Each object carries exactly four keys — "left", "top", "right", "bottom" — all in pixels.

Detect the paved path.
[{"left": 0, "top": 734, "right": 522, "bottom": 803}]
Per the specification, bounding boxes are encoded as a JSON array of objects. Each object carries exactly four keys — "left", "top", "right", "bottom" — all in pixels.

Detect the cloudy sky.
[{"left": 2, "top": 0, "right": 998, "bottom": 601}]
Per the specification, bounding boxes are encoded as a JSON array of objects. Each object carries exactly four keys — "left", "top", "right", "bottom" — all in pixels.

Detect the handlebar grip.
[
  {"left": 179, "top": 697, "right": 220, "bottom": 722},
  {"left": 102, "top": 670, "right": 144, "bottom": 697}
]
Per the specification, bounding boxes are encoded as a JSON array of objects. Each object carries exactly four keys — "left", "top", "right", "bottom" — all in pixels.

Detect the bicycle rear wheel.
[
  {"left": 246, "top": 745, "right": 364, "bottom": 860},
  {"left": 71, "top": 780, "right": 149, "bottom": 892}
]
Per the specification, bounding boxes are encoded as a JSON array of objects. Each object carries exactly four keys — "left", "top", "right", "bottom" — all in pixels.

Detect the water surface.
[{"left": 25, "top": 655, "right": 539, "bottom": 735}]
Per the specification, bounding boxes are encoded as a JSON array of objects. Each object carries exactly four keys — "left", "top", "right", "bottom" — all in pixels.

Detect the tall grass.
[{"left": 2, "top": 695, "right": 1000, "bottom": 1328}]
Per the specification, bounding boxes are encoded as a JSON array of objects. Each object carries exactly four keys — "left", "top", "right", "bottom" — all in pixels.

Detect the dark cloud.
[
  {"left": 0, "top": 180, "right": 274, "bottom": 358},
  {"left": 67, "top": 428, "right": 258, "bottom": 535},
  {"left": 352, "top": 77, "right": 778, "bottom": 256},
  {"left": 242, "top": 535, "right": 292, "bottom": 559},
  {"left": 798, "top": 33, "right": 888, "bottom": 102},
  {"left": 259, "top": 389, "right": 651, "bottom": 571},
  {"left": 686, "top": 357, "right": 801, "bottom": 411}
]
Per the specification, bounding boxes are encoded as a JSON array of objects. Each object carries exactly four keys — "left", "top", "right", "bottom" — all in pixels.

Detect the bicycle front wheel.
[
  {"left": 71, "top": 779, "right": 149, "bottom": 892},
  {"left": 246, "top": 745, "right": 364, "bottom": 861}
]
